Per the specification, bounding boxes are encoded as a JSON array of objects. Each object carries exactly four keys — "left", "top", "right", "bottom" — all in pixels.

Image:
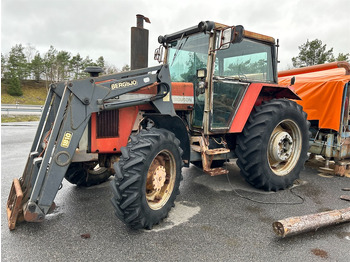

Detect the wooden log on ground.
[
  {"left": 272, "top": 207, "right": 350, "bottom": 237},
  {"left": 334, "top": 164, "right": 346, "bottom": 176},
  {"left": 340, "top": 195, "right": 350, "bottom": 201}
]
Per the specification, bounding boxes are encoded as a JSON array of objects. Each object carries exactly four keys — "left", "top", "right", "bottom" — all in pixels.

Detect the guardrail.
[{"left": 1, "top": 104, "right": 43, "bottom": 115}]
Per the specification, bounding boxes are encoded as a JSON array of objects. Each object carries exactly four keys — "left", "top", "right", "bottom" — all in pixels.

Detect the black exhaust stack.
[{"left": 131, "top": 14, "right": 150, "bottom": 70}]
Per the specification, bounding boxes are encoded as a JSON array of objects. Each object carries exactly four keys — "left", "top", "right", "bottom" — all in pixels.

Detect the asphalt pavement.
[{"left": 1, "top": 122, "right": 350, "bottom": 261}]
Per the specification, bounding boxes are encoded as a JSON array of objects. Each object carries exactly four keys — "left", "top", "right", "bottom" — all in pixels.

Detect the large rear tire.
[
  {"left": 235, "top": 99, "right": 309, "bottom": 191},
  {"left": 110, "top": 128, "right": 183, "bottom": 229},
  {"left": 64, "top": 162, "right": 112, "bottom": 187}
]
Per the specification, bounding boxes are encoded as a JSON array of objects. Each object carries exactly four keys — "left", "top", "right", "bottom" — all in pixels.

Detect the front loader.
[{"left": 7, "top": 20, "right": 310, "bottom": 230}]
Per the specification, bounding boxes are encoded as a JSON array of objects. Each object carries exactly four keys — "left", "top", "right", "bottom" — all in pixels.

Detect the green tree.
[
  {"left": 334, "top": 53, "right": 350, "bottom": 62},
  {"left": 2, "top": 44, "right": 121, "bottom": 83},
  {"left": 7, "top": 44, "right": 28, "bottom": 81},
  {"left": 292, "top": 39, "right": 334, "bottom": 67},
  {"left": 83, "top": 56, "right": 93, "bottom": 68},
  {"left": 4, "top": 44, "right": 28, "bottom": 96},
  {"left": 56, "top": 50, "right": 71, "bottom": 81},
  {"left": 96, "top": 56, "right": 105, "bottom": 68},
  {"left": 122, "top": 64, "right": 130, "bottom": 72},
  {"left": 31, "top": 53, "right": 45, "bottom": 82},
  {"left": 82, "top": 56, "right": 93, "bottom": 68},
  {"left": 43, "top": 45, "right": 57, "bottom": 86},
  {"left": 80, "top": 56, "right": 96, "bottom": 77},
  {"left": 1, "top": 53, "right": 7, "bottom": 79},
  {"left": 6, "top": 70, "right": 23, "bottom": 96},
  {"left": 70, "top": 53, "right": 83, "bottom": 79}
]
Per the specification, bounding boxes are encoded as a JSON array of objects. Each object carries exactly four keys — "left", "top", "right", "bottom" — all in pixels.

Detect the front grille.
[{"left": 96, "top": 110, "right": 119, "bottom": 138}]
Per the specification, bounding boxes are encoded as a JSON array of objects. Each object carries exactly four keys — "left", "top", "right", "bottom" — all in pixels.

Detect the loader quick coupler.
[
  {"left": 7, "top": 179, "right": 55, "bottom": 230},
  {"left": 7, "top": 179, "right": 23, "bottom": 230}
]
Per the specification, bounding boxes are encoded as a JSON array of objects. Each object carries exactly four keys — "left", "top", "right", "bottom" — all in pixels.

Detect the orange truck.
[{"left": 279, "top": 61, "right": 350, "bottom": 175}]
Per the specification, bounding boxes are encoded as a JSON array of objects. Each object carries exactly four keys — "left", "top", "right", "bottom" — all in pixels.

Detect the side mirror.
[
  {"left": 154, "top": 45, "right": 164, "bottom": 63},
  {"left": 219, "top": 25, "right": 245, "bottom": 50},
  {"left": 232, "top": 25, "right": 244, "bottom": 43},
  {"left": 220, "top": 28, "right": 232, "bottom": 49}
]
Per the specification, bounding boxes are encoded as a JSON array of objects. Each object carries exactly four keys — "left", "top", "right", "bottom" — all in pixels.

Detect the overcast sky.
[{"left": 1, "top": 0, "right": 349, "bottom": 71}]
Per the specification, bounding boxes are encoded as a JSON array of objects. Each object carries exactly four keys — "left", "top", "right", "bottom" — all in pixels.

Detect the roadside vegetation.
[
  {"left": 1, "top": 44, "right": 130, "bottom": 123},
  {"left": 1, "top": 80, "right": 46, "bottom": 122},
  {"left": 2, "top": 115, "right": 40, "bottom": 123},
  {"left": 1, "top": 43, "right": 130, "bottom": 97},
  {"left": 1, "top": 79, "right": 47, "bottom": 105}
]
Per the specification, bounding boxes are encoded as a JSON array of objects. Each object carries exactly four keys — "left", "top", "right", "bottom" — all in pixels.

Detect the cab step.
[
  {"left": 204, "top": 167, "right": 229, "bottom": 176},
  {"left": 206, "top": 148, "right": 230, "bottom": 155},
  {"left": 190, "top": 135, "right": 230, "bottom": 176}
]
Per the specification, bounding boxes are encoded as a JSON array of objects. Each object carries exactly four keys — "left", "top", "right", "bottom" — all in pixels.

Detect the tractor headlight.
[{"left": 196, "top": 68, "right": 207, "bottom": 79}]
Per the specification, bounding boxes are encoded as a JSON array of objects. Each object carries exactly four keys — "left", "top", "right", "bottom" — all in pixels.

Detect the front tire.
[
  {"left": 110, "top": 128, "right": 183, "bottom": 229},
  {"left": 235, "top": 99, "right": 309, "bottom": 191}
]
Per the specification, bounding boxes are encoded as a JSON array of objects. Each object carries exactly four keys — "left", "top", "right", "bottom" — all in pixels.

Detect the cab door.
[{"left": 211, "top": 80, "right": 248, "bottom": 130}]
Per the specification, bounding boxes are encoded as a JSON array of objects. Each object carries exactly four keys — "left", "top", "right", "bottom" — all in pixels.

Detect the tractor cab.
[{"left": 158, "top": 21, "right": 278, "bottom": 132}]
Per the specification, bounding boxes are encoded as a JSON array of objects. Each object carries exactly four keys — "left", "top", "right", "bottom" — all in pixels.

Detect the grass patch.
[
  {"left": 1, "top": 80, "right": 46, "bottom": 122},
  {"left": 1, "top": 115, "right": 40, "bottom": 123},
  {"left": 1, "top": 80, "right": 48, "bottom": 105}
]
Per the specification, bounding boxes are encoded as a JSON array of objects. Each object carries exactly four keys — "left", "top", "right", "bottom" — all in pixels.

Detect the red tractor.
[{"left": 7, "top": 21, "right": 309, "bottom": 230}]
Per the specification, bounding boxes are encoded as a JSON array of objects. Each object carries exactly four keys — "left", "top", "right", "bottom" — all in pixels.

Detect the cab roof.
[{"left": 159, "top": 21, "right": 275, "bottom": 45}]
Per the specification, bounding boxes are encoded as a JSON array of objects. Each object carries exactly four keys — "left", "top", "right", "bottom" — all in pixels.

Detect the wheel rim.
[
  {"left": 146, "top": 150, "right": 176, "bottom": 210},
  {"left": 267, "top": 119, "right": 302, "bottom": 176}
]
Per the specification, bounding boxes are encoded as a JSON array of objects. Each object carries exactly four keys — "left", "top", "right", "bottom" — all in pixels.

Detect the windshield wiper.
[{"left": 171, "top": 34, "right": 188, "bottom": 66}]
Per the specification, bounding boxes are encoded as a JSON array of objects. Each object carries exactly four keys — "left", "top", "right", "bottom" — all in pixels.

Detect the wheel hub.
[
  {"left": 146, "top": 157, "right": 167, "bottom": 195},
  {"left": 269, "top": 131, "right": 293, "bottom": 162},
  {"left": 146, "top": 151, "right": 176, "bottom": 210},
  {"left": 152, "top": 166, "right": 166, "bottom": 191}
]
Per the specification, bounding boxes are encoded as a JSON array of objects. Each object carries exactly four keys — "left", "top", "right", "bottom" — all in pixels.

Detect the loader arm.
[{"left": 7, "top": 64, "right": 172, "bottom": 230}]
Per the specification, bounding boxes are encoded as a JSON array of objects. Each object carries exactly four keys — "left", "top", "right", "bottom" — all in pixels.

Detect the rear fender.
[{"left": 228, "top": 83, "right": 300, "bottom": 133}]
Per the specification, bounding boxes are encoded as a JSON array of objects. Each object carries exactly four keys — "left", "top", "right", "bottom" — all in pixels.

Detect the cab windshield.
[
  {"left": 167, "top": 33, "right": 209, "bottom": 82},
  {"left": 167, "top": 33, "right": 209, "bottom": 127}
]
